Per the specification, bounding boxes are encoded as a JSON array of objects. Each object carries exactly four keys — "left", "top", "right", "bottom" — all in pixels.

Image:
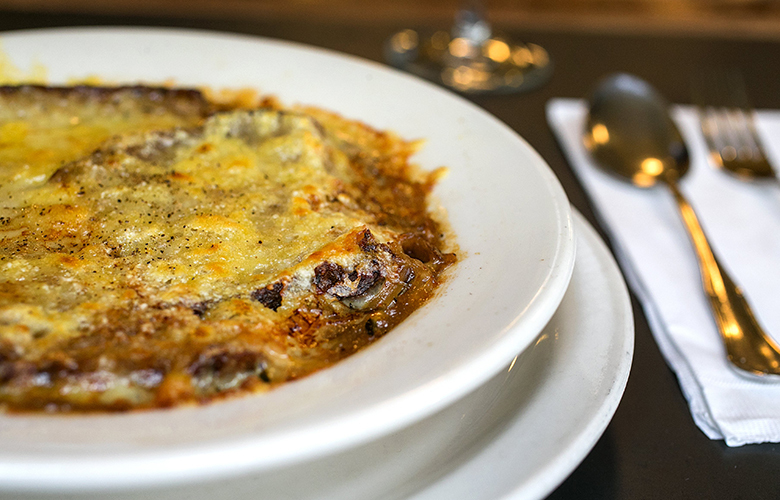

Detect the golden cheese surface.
[
  {"left": 0, "top": 85, "right": 211, "bottom": 191},
  {"left": 0, "top": 92, "right": 454, "bottom": 412}
]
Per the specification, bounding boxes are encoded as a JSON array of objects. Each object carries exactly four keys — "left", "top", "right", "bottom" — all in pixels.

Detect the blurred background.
[{"left": 0, "top": 0, "right": 778, "bottom": 40}]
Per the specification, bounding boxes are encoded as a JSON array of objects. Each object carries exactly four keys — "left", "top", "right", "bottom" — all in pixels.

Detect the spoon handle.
[{"left": 665, "top": 179, "right": 780, "bottom": 377}]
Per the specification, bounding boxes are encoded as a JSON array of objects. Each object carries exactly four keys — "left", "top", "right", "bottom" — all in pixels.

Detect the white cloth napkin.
[{"left": 547, "top": 98, "right": 780, "bottom": 447}]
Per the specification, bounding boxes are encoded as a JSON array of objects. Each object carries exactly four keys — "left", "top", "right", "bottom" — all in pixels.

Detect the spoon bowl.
[
  {"left": 585, "top": 73, "right": 689, "bottom": 186},
  {"left": 584, "top": 72, "right": 780, "bottom": 379}
]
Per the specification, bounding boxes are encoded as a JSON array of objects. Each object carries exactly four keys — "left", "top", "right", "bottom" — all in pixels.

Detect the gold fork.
[{"left": 692, "top": 70, "right": 777, "bottom": 182}]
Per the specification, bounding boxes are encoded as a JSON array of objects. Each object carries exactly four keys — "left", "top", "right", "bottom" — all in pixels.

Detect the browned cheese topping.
[{"left": 0, "top": 86, "right": 455, "bottom": 412}]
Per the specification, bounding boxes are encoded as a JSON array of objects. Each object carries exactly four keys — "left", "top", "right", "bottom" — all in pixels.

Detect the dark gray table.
[{"left": 1, "top": 9, "right": 779, "bottom": 499}]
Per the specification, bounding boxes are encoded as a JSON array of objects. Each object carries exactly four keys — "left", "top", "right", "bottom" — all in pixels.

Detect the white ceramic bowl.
[{"left": 0, "top": 27, "right": 575, "bottom": 493}]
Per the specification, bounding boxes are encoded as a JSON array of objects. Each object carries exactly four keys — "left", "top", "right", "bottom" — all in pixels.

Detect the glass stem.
[{"left": 453, "top": 0, "right": 492, "bottom": 45}]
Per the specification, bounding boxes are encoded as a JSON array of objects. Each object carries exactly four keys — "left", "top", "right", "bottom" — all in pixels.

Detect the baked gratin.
[{"left": 0, "top": 86, "right": 454, "bottom": 412}]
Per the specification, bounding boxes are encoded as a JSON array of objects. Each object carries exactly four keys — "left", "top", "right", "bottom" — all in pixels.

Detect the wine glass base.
[{"left": 385, "top": 29, "right": 553, "bottom": 95}]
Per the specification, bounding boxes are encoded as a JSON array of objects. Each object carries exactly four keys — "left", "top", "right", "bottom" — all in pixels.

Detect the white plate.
[
  {"left": 2, "top": 211, "right": 630, "bottom": 500},
  {"left": 0, "top": 27, "right": 575, "bottom": 493}
]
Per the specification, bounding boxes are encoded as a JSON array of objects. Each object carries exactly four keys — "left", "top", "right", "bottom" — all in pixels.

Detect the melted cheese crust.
[
  {"left": 0, "top": 94, "right": 454, "bottom": 412},
  {"left": 0, "top": 85, "right": 210, "bottom": 190}
]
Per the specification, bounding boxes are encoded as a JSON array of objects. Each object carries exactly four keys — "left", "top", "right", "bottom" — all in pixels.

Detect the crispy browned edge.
[{"left": 0, "top": 84, "right": 207, "bottom": 104}]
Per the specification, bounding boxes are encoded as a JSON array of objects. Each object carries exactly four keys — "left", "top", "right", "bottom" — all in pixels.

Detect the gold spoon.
[{"left": 584, "top": 73, "right": 780, "bottom": 378}]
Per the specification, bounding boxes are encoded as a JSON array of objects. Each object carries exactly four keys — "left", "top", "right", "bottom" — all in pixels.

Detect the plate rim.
[
  {"left": 386, "top": 211, "right": 633, "bottom": 500},
  {"left": 505, "top": 211, "right": 633, "bottom": 500}
]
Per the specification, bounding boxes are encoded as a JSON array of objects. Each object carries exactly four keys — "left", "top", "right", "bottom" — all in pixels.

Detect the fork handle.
[{"left": 664, "top": 178, "right": 780, "bottom": 376}]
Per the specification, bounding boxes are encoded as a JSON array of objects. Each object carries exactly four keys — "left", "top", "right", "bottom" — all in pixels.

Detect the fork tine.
[
  {"left": 723, "top": 108, "right": 752, "bottom": 161},
  {"left": 691, "top": 72, "right": 726, "bottom": 167},
  {"left": 692, "top": 68, "right": 777, "bottom": 180},
  {"left": 729, "top": 108, "right": 759, "bottom": 161},
  {"left": 710, "top": 71, "right": 750, "bottom": 163},
  {"left": 724, "top": 71, "right": 765, "bottom": 162}
]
